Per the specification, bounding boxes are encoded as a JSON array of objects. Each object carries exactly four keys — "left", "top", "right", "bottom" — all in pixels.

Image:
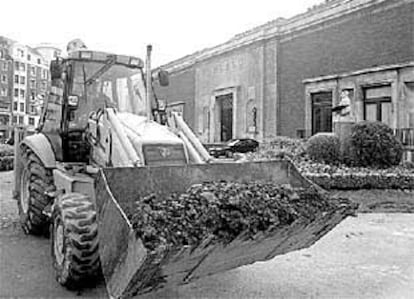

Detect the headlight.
[
  {"left": 79, "top": 51, "right": 93, "bottom": 59},
  {"left": 129, "top": 57, "right": 143, "bottom": 67},
  {"left": 68, "top": 95, "right": 79, "bottom": 108}
]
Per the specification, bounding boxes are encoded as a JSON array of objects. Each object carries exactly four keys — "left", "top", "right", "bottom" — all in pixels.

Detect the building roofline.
[{"left": 160, "top": 0, "right": 405, "bottom": 73}]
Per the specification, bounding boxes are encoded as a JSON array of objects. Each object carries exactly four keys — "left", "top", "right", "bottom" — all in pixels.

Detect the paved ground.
[{"left": 1, "top": 170, "right": 414, "bottom": 298}]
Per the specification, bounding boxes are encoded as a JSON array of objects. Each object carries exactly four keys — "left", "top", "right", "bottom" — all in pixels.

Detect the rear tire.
[
  {"left": 18, "top": 145, "right": 55, "bottom": 235},
  {"left": 51, "top": 193, "right": 101, "bottom": 289}
]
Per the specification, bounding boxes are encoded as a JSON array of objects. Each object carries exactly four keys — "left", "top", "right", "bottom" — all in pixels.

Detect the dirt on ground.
[
  {"left": 329, "top": 189, "right": 414, "bottom": 213},
  {"left": 1, "top": 170, "right": 414, "bottom": 298}
]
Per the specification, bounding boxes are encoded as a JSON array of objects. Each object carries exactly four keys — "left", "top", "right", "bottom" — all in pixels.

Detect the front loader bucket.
[{"left": 95, "top": 160, "right": 354, "bottom": 298}]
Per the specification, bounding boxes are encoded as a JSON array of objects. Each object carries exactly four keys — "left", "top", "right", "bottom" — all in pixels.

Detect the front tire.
[
  {"left": 51, "top": 193, "right": 101, "bottom": 289},
  {"left": 18, "top": 145, "right": 55, "bottom": 235}
]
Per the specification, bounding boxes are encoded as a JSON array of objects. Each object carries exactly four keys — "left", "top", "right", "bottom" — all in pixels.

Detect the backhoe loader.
[{"left": 13, "top": 43, "right": 356, "bottom": 298}]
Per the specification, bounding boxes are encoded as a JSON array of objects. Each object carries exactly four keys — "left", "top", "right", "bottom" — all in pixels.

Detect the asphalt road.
[{"left": 1, "top": 170, "right": 414, "bottom": 299}]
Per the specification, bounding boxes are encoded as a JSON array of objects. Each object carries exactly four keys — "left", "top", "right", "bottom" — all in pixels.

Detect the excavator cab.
[{"left": 42, "top": 50, "right": 148, "bottom": 164}]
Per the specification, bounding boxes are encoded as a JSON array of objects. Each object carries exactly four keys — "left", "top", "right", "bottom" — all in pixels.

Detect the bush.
[
  {"left": 306, "top": 133, "right": 340, "bottom": 165},
  {"left": 348, "top": 121, "right": 403, "bottom": 168},
  {"left": 245, "top": 137, "right": 306, "bottom": 162},
  {"left": 0, "top": 144, "right": 14, "bottom": 157},
  {"left": 0, "top": 156, "right": 13, "bottom": 171}
]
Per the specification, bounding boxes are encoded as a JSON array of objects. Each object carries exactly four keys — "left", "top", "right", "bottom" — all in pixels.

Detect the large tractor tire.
[
  {"left": 51, "top": 192, "right": 101, "bottom": 289},
  {"left": 18, "top": 145, "right": 55, "bottom": 235}
]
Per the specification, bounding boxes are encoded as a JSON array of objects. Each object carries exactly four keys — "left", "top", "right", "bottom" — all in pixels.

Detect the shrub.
[
  {"left": 402, "top": 161, "right": 414, "bottom": 169},
  {"left": 306, "top": 133, "right": 340, "bottom": 165},
  {"left": 0, "top": 156, "right": 13, "bottom": 171},
  {"left": 0, "top": 144, "right": 14, "bottom": 157},
  {"left": 348, "top": 121, "right": 403, "bottom": 168}
]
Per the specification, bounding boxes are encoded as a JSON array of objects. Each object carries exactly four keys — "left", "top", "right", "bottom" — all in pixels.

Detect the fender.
[
  {"left": 13, "top": 133, "right": 56, "bottom": 200},
  {"left": 21, "top": 133, "right": 56, "bottom": 168}
]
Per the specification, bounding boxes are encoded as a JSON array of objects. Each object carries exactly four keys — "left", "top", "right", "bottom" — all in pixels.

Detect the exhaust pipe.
[{"left": 146, "top": 45, "right": 152, "bottom": 121}]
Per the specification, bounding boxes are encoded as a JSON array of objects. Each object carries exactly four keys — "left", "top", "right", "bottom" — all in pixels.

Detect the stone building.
[{"left": 155, "top": 0, "right": 414, "bottom": 144}]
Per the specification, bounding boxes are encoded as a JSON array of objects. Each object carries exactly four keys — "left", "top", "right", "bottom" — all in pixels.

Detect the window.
[
  {"left": 20, "top": 76, "right": 25, "bottom": 85},
  {"left": 20, "top": 63, "right": 25, "bottom": 72},
  {"left": 12, "top": 116, "right": 17, "bottom": 124},
  {"left": 37, "top": 58, "right": 41, "bottom": 64},
  {"left": 405, "top": 82, "right": 414, "bottom": 128},
  {"left": 41, "top": 81, "right": 47, "bottom": 89},
  {"left": 31, "top": 66, "right": 36, "bottom": 76},
  {"left": 311, "top": 91, "right": 333, "bottom": 134},
  {"left": 1, "top": 75, "right": 6, "bottom": 83},
  {"left": 30, "top": 79, "right": 35, "bottom": 88},
  {"left": 20, "top": 89, "right": 25, "bottom": 98},
  {"left": 30, "top": 105, "right": 35, "bottom": 113},
  {"left": 19, "top": 116, "right": 23, "bottom": 124},
  {"left": 0, "top": 49, "right": 3, "bottom": 58},
  {"left": 14, "top": 75, "right": 19, "bottom": 84},
  {"left": 14, "top": 88, "right": 18, "bottom": 97},
  {"left": 20, "top": 103, "right": 25, "bottom": 112},
  {"left": 14, "top": 61, "right": 19, "bottom": 70},
  {"left": 13, "top": 102, "right": 17, "bottom": 110},
  {"left": 17, "top": 49, "right": 24, "bottom": 58},
  {"left": 2, "top": 62, "right": 7, "bottom": 71},
  {"left": 27, "top": 54, "right": 31, "bottom": 61},
  {"left": 363, "top": 85, "right": 392, "bottom": 126},
  {"left": 31, "top": 91, "right": 35, "bottom": 100},
  {"left": 42, "top": 69, "right": 48, "bottom": 79},
  {"left": 29, "top": 117, "right": 35, "bottom": 125},
  {"left": 0, "top": 87, "right": 6, "bottom": 96}
]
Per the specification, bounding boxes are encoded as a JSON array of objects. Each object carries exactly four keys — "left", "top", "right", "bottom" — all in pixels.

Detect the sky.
[{"left": 1, "top": 0, "right": 322, "bottom": 66}]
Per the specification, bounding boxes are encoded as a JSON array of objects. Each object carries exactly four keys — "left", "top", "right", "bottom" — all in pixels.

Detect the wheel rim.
[
  {"left": 54, "top": 218, "right": 65, "bottom": 266},
  {"left": 20, "top": 168, "right": 30, "bottom": 214}
]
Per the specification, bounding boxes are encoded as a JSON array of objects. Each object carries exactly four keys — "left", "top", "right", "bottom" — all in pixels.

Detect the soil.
[
  {"left": 1, "top": 170, "right": 413, "bottom": 298},
  {"left": 129, "top": 182, "right": 356, "bottom": 252},
  {"left": 329, "top": 189, "right": 414, "bottom": 213}
]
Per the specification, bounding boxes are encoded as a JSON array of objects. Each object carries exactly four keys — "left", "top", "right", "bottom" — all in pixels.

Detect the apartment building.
[{"left": 0, "top": 36, "right": 56, "bottom": 141}]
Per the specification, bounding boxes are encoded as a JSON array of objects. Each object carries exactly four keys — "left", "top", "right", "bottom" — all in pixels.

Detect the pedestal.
[{"left": 333, "top": 121, "right": 355, "bottom": 160}]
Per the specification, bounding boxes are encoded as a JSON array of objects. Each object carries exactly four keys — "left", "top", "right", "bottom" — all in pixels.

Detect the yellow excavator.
[{"left": 13, "top": 43, "right": 354, "bottom": 298}]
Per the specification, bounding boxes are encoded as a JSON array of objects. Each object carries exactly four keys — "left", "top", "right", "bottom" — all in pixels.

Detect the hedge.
[
  {"left": 246, "top": 137, "right": 414, "bottom": 190},
  {"left": 346, "top": 121, "right": 403, "bottom": 168},
  {"left": 0, "top": 144, "right": 13, "bottom": 157},
  {"left": 304, "top": 172, "right": 414, "bottom": 190},
  {"left": 306, "top": 133, "right": 340, "bottom": 165}
]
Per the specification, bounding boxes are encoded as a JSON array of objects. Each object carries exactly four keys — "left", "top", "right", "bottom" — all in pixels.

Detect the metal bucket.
[{"left": 94, "top": 160, "right": 354, "bottom": 298}]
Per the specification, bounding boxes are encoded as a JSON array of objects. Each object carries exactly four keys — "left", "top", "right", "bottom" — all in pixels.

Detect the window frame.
[
  {"left": 311, "top": 91, "right": 333, "bottom": 135},
  {"left": 363, "top": 85, "right": 392, "bottom": 123}
]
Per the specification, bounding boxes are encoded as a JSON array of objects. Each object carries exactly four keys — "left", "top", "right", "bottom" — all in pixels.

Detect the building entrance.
[{"left": 217, "top": 93, "right": 233, "bottom": 142}]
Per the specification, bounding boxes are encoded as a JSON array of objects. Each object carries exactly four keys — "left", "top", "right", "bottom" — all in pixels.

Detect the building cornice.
[
  {"left": 303, "top": 61, "right": 414, "bottom": 83},
  {"left": 161, "top": 0, "right": 410, "bottom": 73}
]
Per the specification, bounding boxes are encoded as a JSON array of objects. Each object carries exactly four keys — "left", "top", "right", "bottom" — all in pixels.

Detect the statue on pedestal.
[
  {"left": 332, "top": 90, "right": 355, "bottom": 123},
  {"left": 332, "top": 90, "right": 356, "bottom": 160}
]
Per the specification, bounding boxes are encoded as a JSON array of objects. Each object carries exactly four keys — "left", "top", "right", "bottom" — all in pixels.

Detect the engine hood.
[{"left": 117, "top": 112, "right": 183, "bottom": 145}]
